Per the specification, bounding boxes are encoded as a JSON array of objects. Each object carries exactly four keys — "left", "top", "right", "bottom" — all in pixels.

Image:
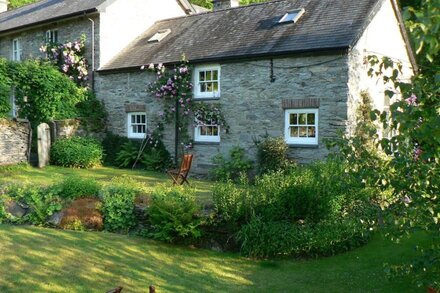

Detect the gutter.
[
  {"left": 390, "top": 0, "right": 418, "bottom": 73},
  {"left": 87, "top": 16, "right": 96, "bottom": 91},
  {"left": 97, "top": 47, "right": 350, "bottom": 74}
]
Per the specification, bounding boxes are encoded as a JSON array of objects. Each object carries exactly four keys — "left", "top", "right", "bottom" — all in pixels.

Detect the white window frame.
[
  {"left": 284, "top": 108, "right": 319, "bottom": 145},
  {"left": 45, "top": 29, "right": 58, "bottom": 43},
  {"left": 279, "top": 8, "right": 305, "bottom": 24},
  {"left": 12, "top": 39, "right": 22, "bottom": 61},
  {"left": 194, "top": 124, "right": 220, "bottom": 143},
  {"left": 194, "top": 65, "right": 221, "bottom": 99},
  {"left": 127, "top": 112, "right": 147, "bottom": 139},
  {"left": 148, "top": 29, "right": 171, "bottom": 43}
]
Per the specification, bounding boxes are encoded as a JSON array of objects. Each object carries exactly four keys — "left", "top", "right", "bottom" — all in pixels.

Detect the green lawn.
[
  {"left": 0, "top": 224, "right": 426, "bottom": 292},
  {"left": 0, "top": 165, "right": 427, "bottom": 292},
  {"left": 0, "top": 165, "right": 214, "bottom": 203}
]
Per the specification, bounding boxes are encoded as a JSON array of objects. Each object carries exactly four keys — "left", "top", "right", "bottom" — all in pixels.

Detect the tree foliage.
[
  {"left": 337, "top": 0, "right": 439, "bottom": 288},
  {"left": 0, "top": 59, "right": 87, "bottom": 124}
]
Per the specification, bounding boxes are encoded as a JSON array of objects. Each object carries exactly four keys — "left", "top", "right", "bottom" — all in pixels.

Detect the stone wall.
[
  {"left": 0, "top": 119, "right": 31, "bottom": 165},
  {"left": 95, "top": 53, "right": 350, "bottom": 174},
  {"left": 50, "top": 119, "right": 105, "bottom": 141},
  {"left": 0, "top": 15, "right": 100, "bottom": 67}
]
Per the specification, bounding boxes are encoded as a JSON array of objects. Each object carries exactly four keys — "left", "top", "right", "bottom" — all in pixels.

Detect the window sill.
[
  {"left": 193, "top": 97, "right": 220, "bottom": 101},
  {"left": 288, "top": 144, "right": 319, "bottom": 149},
  {"left": 193, "top": 141, "right": 220, "bottom": 146}
]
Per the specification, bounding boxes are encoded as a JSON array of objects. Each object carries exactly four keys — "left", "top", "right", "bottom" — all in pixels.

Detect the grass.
[
  {"left": 0, "top": 164, "right": 214, "bottom": 203},
  {"left": 0, "top": 224, "right": 427, "bottom": 292}
]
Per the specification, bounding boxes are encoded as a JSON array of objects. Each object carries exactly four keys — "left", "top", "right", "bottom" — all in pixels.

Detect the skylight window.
[
  {"left": 279, "top": 8, "right": 305, "bottom": 24},
  {"left": 148, "top": 29, "right": 171, "bottom": 43}
]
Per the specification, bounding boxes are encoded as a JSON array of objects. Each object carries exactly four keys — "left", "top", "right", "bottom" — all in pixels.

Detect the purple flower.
[
  {"left": 413, "top": 147, "right": 422, "bottom": 161},
  {"left": 403, "top": 195, "right": 412, "bottom": 204},
  {"left": 405, "top": 94, "right": 418, "bottom": 106}
]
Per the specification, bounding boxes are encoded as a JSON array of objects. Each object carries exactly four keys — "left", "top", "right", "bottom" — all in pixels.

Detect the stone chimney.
[
  {"left": 0, "top": 0, "right": 8, "bottom": 13},
  {"left": 212, "top": 0, "right": 239, "bottom": 11}
]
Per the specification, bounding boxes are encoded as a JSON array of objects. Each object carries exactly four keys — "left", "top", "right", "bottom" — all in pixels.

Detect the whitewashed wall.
[
  {"left": 99, "top": 0, "right": 187, "bottom": 68},
  {"left": 348, "top": 0, "right": 414, "bottom": 135}
]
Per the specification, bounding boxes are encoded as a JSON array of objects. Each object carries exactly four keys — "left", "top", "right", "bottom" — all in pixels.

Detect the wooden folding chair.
[{"left": 167, "top": 154, "right": 193, "bottom": 185}]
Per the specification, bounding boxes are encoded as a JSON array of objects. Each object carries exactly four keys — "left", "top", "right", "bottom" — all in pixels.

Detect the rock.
[
  {"left": 48, "top": 211, "right": 64, "bottom": 226},
  {"left": 5, "top": 200, "right": 28, "bottom": 218},
  {"left": 209, "top": 239, "right": 223, "bottom": 253}
]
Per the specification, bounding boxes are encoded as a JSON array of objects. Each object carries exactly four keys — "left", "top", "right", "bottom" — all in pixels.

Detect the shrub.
[
  {"left": 211, "top": 146, "right": 253, "bottom": 182},
  {"left": 50, "top": 136, "right": 103, "bottom": 168},
  {"left": 256, "top": 136, "right": 289, "bottom": 175},
  {"left": 0, "top": 195, "right": 7, "bottom": 223},
  {"left": 213, "top": 159, "right": 378, "bottom": 257},
  {"left": 102, "top": 133, "right": 130, "bottom": 166},
  {"left": 149, "top": 185, "right": 202, "bottom": 243},
  {"left": 5, "top": 184, "right": 62, "bottom": 225},
  {"left": 55, "top": 176, "right": 101, "bottom": 200},
  {"left": 100, "top": 178, "right": 139, "bottom": 232},
  {"left": 115, "top": 137, "right": 172, "bottom": 171},
  {"left": 237, "top": 217, "right": 372, "bottom": 258},
  {"left": 75, "top": 90, "right": 108, "bottom": 133}
]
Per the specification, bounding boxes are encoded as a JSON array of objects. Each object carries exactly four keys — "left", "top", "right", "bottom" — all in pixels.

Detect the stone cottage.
[
  {"left": 0, "top": 0, "right": 415, "bottom": 174},
  {"left": 96, "top": 0, "right": 415, "bottom": 173}
]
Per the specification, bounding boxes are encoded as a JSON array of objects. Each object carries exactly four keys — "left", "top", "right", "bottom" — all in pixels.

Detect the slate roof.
[
  {"left": 0, "top": 0, "right": 195, "bottom": 34},
  {"left": 101, "top": 0, "right": 383, "bottom": 71},
  {"left": 0, "top": 0, "right": 108, "bottom": 34}
]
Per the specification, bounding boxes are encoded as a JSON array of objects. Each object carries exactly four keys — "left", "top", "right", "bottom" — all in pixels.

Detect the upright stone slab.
[{"left": 37, "top": 123, "right": 51, "bottom": 168}]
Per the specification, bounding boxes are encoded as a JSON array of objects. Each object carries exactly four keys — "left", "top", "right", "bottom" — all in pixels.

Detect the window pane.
[
  {"left": 213, "top": 126, "right": 218, "bottom": 136},
  {"left": 299, "top": 126, "right": 307, "bottom": 137},
  {"left": 299, "top": 113, "right": 307, "bottom": 125},
  {"left": 200, "top": 126, "right": 207, "bottom": 136},
  {"left": 206, "top": 82, "right": 213, "bottom": 92},
  {"left": 199, "top": 71, "right": 205, "bottom": 81},
  {"left": 206, "top": 71, "right": 212, "bottom": 81},
  {"left": 131, "top": 115, "right": 135, "bottom": 123},
  {"left": 308, "top": 127, "right": 316, "bottom": 137},
  {"left": 213, "top": 82, "right": 219, "bottom": 92},
  {"left": 213, "top": 70, "right": 218, "bottom": 80},
  {"left": 141, "top": 125, "right": 146, "bottom": 133},
  {"left": 307, "top": 113, "right": 315, "bottom": 125},
  {"left": 132, "top": 126, "right": 137, "bottom": 133},
  {"left": 290, "top": 127, "right": 298, "bottom": 137},
  {"left": 207, "top": 126, "right": 212, "bottom": 136},
  {"left": 141, "top": 115, "right": 146, "bottom": 124},
  {"left": 290, "top": 113, "right": 298, "bottom": 125},
  {"left": 200, "top": 83, "right": 206, "bottom": 92}
]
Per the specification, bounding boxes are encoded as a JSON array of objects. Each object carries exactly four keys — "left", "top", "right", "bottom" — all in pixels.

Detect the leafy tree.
[
  {"left": 8, "top": 60, "right": 87, "bottom": 125},
  {"left": 8, "top": 0, "right": 35, "bottom": 9},
  {"left": 341, "top": 0, "right": 439, "bottom": 289}
]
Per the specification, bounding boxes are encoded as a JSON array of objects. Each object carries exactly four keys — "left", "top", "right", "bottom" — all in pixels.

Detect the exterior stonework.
[
  {"left": 0, "top": 119, "right": 31, "bottom": 165},
  {"left": 95, "top": 54, "right": 351, "bottom": 174},
  {"left": 0, "top": 15, "right": 100, "bottom": 67}
]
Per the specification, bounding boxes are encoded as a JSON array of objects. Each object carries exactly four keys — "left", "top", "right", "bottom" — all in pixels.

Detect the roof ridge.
[{"left": 153, "top": 0, "right": 291, "bottom": 23}]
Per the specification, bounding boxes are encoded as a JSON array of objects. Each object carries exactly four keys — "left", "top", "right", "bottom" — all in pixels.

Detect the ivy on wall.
[{"left": 9, "top": 60, "right": 87, "bottom": 125}]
